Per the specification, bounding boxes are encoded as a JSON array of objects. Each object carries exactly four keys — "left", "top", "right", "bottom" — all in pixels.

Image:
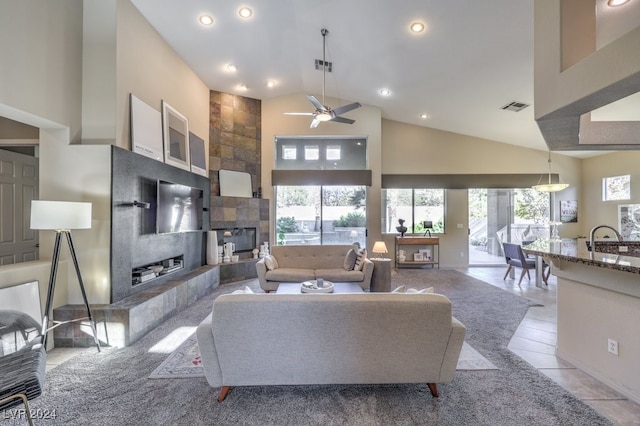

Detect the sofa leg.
[
  {"left": 217, "top": 386, "right": 232, "bottom": 402},
  {"left": 427, "top": 383, "right": 439, "bottom": 397}
]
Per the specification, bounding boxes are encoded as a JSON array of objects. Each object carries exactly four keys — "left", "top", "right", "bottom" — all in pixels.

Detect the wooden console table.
[{"left": 395, "top": 237, "right": 439, "bottom": 269}]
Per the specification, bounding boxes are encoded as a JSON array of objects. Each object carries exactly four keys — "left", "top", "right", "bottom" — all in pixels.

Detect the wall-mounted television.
[{"left": 157, "top": 180, "right": 203, "bottom": 233}]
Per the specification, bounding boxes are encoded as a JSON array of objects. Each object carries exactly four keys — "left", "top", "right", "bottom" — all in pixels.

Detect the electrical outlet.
[
  {"left": 608, "top": 338, "right": 619, "bottom": 356},
  {"left": 619, "top": 246, "right": 628, "bottom": 253},
  {"left": 460, "top": 251, "right": 464, "bottom": 257}
]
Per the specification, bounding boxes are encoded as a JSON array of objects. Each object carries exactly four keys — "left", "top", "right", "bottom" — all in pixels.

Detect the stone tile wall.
[{"left": 209, "top": 91, "right": 262, "bottom": 196}]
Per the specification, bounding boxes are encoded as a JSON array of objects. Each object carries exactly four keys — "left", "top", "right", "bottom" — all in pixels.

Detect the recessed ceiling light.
[
  {"left": 410, "top": 21, "right": 425, "bottom": 33},
  {"left": 266, "top": 80, "right": 276, "bottom": 88},
  {"left": 226, "top": 64, "right": 237, "bottom": 72},
  {"left": 238, "top": 84, "right": 248, "bottom": 91},
  {"left": 419, "top": 113, "right": 430, "bottom": 120},
  {"left": 198, "top": 14, "right": 214, "bottom": 26},
  {"left": 238, "top": 7, "right": 253, "bottom": 18},
  {"left": 379, "top": 88, "right": 391, "bottom": 97},
  {"left": 607, "top": 0, "right": 631, "bottom": 6}
]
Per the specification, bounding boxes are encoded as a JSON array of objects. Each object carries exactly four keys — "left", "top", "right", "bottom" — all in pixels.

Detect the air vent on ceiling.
[
  {"left": 314, "top": 59, "right": 332, "bottom": 72},
  {"left": 501, "top": 101, "right": 530, "bottom": 112}
]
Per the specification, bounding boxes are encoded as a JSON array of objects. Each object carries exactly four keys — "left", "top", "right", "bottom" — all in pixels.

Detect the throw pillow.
[
  {"left": 264, "top": 254, "right": 279, "bottom": 271},
  {"left": 406, "top": 287, "right": 435, "bottom": 294},
  {"left": 353, "top": 247, "right": 367, "bottom": 271},
  {"left": 232, "top": 286, "right": 254, "bottom": 295},
  {"left": 391, "top": 285, "right": 406, "bottom": 293},
  {"left": 343, "top": 249, "right": 357, "bottom": 271}
]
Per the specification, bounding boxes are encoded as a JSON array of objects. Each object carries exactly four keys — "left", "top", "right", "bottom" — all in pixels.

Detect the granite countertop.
[{"left": 522, "top": 239, "right": 640, "bottom": 274}]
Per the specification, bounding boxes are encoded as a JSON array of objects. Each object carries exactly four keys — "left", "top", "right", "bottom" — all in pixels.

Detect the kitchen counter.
[
  {"left": 522, "top": 238, "right": 640, "bottom": 405},
  {"left": 522, "top": 238, "right": 640, "bottom": 275}
]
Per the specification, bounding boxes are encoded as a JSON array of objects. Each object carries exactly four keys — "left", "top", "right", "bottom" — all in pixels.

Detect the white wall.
[
  {"left": 261, "top": 100, "right": 586, "bottom": 267},
  {"left": 0, "top": 0, "right": 84, "bottom": 141},
  {"left": 0, "top": 0, "right": 211, "bottom": 309},
  {"left": 581, "top": 151, "right": 640, "bottom": 232},
  {"left": 116, "top": 0, "right": 210, "bottom": 152},
  {"left": 0, "top": 1, "right": 85, "bottom": 306},
  {"left": 380, "top": 119, "right": 583, "bottom": 266}
]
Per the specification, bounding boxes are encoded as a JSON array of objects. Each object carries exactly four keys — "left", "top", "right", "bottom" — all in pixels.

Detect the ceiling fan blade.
[
  {"left": 330, "top": 116, "right": 355, "bottom": 125},
  {"left": 306, "top": 95, "right": 326, "bottom": 111},
  {"left": 331, "top": 102, "right": 361, "bottom": 117},
  {"left": 310, "top": 118, "right": 321, "bottom": 128},
  {"left": 283, "top": 112, "right": 314, "bottom": 116}
]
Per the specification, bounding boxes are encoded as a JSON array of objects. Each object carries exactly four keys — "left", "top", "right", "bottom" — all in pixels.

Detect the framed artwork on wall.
[
  {"left": 189, "top": 132, "right": 207, "bottom": 177},
  {"left": 560, "top": 200, "right": 578, "bottom": 223},
  {"left": 130, "top": 94, "right": 163, "bottom": 162},
  {"left": 618, "top": 204, "right": 640, "bottom": 241},
  {"left": 162, "top": 100, "right": 190, "bottom": 171}
]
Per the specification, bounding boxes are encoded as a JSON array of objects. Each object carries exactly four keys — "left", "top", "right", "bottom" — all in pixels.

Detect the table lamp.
[
  {"left": 30, "top": 200, "right": 100, "bottom": 351},
  {"left": 372, "top": 241, "right": 388, "bottom": 258}
]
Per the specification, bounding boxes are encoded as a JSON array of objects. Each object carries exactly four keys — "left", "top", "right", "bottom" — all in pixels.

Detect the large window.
[
  {"left": 275, "top": 186, "right": 367, "bottom": 246},
  {"left": 468, "top": 188, "right": 550, "bottom": 265},
  {"left": 382, "top": 189, "right": 445, "bottom": 234},
  {"left": 274, "top": 136, "right": 369, "bottom": 246}
]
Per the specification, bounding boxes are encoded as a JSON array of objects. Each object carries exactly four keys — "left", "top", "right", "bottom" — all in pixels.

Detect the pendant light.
[{"left": 532, "top": 151, "right": 569, "bottom": 192}]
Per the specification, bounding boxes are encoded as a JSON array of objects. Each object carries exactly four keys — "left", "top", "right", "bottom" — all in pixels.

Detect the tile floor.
[
  {"left": 463, "top": 266, "right": 640, "bottom": 425},
  {"left": 45, "top": 266, "right": 640, "bottom": 424}
]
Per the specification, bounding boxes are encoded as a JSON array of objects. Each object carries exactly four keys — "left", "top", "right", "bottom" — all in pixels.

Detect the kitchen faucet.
[{"left": 588, "top": 225, "right": 623, "bottom": 252}]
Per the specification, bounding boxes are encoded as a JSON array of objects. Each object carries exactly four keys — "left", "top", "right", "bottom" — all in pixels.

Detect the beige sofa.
[
  {"left": 255, "top": 245, "right": 374, "bottom": 292},
  {"left": 196, "top": 292, "right": 466, "bottom": 402}
]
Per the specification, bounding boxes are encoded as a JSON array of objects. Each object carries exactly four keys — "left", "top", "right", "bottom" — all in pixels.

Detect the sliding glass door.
[
  {"left": 275, "top": 185, "right": 366, "bottom": 247},
  {"left": 468, "top": 188, "right": 550, "bottom": 265}
]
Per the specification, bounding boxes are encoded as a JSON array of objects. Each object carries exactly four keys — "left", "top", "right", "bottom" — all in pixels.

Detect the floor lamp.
[{"left": 30, "top": 200, "right": 101, "bottom": 352}]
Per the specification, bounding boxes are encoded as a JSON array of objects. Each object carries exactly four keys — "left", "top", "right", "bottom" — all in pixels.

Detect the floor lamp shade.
[{"left": 30, "top": 200, "right": 92, "bottom": 230}]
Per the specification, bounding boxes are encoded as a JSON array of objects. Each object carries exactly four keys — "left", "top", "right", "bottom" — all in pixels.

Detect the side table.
[{"left": 370, "top": 258, "right": 392, "bottom": 292}]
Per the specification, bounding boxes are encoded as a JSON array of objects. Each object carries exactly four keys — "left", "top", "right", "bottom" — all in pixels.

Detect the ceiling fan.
[{"left": 284, "top": 28, "right": 361, "bottom": 128}]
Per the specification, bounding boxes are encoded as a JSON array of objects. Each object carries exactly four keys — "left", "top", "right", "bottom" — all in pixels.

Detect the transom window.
[
  {"left": 282, "top": 145, "right": 297, "bottom": 160},
  {"left": 603, "top": 175, "right": 630, "bottom": 201},
  {"left": 274, "top": 137, "right": 366, "bottom": 170}
]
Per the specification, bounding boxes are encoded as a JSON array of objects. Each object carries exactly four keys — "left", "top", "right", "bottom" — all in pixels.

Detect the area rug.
[
  {"left": 149, "top": 332, "right": 496, "bottom": 379},
  {"left": 25, "top": 271, "right": 611, "bottom": 425}
]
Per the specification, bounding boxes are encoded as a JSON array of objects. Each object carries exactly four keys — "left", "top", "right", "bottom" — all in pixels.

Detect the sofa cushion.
[
  {"left": 343, "top": 249, "right": 357, "bottom": 271},
  {"left": 407, "top": 287, "right": 435, "bottom": 294},
  {"left": 264, "top": 254, "right": 279, "bottom": 270},
  {"left": 354, "top": 247, "right": 367, "bottom": 271},
  {"left": 232, "top": 286, "right": 254, "bottom": 294},
  {"left": 315, "top": 268, "right": 365, "bottom": 283},
  {"left": 265, "top": 268, "right": 315, "bottom": 282},
  {"left": 392, "top": 286, "right": 435, "bottom": 294}
]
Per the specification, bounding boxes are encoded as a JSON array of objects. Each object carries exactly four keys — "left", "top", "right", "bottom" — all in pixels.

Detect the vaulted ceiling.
[{"left": 130, "top": 0, "right": 640, "bottom": 158}]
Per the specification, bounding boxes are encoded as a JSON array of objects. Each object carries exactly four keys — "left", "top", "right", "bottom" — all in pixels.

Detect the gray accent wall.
[{"left": 111, "top": 146, "right": 210, "bottom": 303}]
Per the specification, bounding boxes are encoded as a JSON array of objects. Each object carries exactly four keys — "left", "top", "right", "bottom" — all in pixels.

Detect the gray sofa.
[
  {"left": 196, "top": 292, "right": 466, "bottom": 401},
  {"left": 256, "top": 245, "right": 374, "bottom": 292}
]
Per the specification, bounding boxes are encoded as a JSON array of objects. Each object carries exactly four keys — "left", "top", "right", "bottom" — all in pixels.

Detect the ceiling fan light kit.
[{"left": 284, "top": 28, "right": 362, "bottom": 128}]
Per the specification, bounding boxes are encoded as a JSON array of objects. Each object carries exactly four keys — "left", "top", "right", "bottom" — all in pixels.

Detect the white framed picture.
[
  {"left": 162, "top": 101, "right": 190, "bottom": 171},
  {"left": 413, "top": 253, "right": 424, "bottom": 261},
  {"left": 418, "top": 248, "right": 432, "bottom": 260},
  {"left": 130, "top": 94, "right": 163, "bottom": 162}
]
